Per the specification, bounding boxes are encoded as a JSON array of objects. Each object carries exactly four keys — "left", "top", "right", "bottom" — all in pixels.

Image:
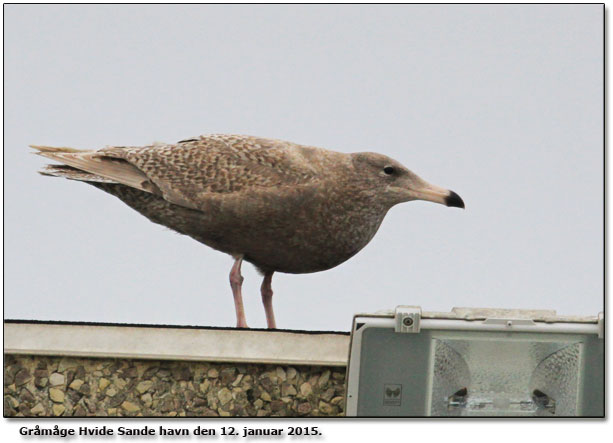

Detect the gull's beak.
[
  {"left": 409, "top": 182, "right": 465, "bottom": 209},
  {"left": 445, "top": 191, "right": 465, "bottom": 208}
]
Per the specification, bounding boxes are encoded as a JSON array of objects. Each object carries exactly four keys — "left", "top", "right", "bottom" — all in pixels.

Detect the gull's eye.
[{"left": 383, "top": 166, "right": 395, "bottom": 175}]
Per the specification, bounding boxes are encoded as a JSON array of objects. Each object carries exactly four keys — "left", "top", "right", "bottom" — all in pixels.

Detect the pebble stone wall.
[{"left": 4, "top": 355, "right": 346, "bottom": 417}]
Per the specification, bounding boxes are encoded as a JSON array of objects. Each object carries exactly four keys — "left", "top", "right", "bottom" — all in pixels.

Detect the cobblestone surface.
[{"left": 3, "top": 355, "right": 346, "bottom": 417}]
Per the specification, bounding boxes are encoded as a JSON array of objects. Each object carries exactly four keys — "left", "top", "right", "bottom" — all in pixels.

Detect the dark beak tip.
[{"left": 445, "top": 191, "right": 465, "bottom": 209}]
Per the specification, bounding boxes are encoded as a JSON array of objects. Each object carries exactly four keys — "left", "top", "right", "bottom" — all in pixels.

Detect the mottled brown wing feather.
[{"left": 99, "top": 135, "right": 323, "bottom": 210}]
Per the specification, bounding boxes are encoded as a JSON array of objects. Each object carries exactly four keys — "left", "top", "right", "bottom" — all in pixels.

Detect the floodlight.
[{"left": 345, "top": 306, "right": 603, "bottom": 417}]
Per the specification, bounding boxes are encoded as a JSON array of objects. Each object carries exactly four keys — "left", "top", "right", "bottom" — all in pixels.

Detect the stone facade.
[{"left": 3, "top": 354, "right": 346, "bottom": 417}]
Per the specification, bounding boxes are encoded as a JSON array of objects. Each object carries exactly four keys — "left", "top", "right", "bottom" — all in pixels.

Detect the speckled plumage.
[{"left": 34, "top": 134, "right": 464, "bottom": 328}]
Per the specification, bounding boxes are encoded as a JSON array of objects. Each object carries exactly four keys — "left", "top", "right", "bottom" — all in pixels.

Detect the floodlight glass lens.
[{"left": 429, "top": 337, "right": 582, "bottom": 416}]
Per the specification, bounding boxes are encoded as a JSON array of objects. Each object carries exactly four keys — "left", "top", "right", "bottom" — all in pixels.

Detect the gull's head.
[{"left": 351, "top": 152, "right": 465, "bottom": 209}]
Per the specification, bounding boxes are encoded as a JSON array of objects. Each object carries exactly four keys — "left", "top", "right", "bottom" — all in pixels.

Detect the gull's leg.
[
  {"left": 229, "top": 256, "right": 248, "bottom": 328},
  {"left": 261, "top": 271, "right": 276, "bottom": 329}
]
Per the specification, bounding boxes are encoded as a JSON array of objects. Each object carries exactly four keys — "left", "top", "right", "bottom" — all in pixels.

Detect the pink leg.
[
  {"left": 261, "top": 272, "right": 276, "bottom": 329},
  {"left": 229, "top": 256, "right": 248, "bottom": 328}
]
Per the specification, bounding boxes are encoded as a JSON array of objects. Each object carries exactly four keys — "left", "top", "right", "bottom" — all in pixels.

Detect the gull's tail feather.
[
  {"left": 31, "top": 145, "right": 161, "bottom": 195},
  {"left": 39, "top": 164, "right": 119, "bottom": 183},
  {"left": 30, "top": 145, "right": 92, "bottom": 154}
]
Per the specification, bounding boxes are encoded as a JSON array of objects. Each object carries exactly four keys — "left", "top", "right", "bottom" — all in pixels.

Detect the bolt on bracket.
[{"left": 395, "top": 306, "right": 421, "bottom": 333}]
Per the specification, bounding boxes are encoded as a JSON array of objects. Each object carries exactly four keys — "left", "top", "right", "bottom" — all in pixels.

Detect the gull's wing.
[{"left": 98, "top": 134, "right": 325, "bottom": 210}]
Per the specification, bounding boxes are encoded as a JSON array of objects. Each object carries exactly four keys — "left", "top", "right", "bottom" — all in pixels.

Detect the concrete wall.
[{"left": 4, "top": 354, "right": 346, "bottom": 417}]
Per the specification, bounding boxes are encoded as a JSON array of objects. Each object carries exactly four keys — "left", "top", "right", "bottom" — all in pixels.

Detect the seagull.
[{"left": 33, "top": 134, "right": 464, "bottom": 328}]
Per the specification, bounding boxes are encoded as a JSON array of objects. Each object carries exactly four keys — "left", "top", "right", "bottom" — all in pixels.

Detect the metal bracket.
[{"left": 395, "top": 306, "right": 421, "bottom": 333}]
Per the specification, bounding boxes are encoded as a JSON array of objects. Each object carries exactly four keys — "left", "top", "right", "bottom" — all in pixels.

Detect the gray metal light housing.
[{"left": 345, "top": 306, "right": 603, "bottom": 417}]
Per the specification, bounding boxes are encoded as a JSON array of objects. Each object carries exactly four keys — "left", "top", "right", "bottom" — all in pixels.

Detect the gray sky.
[{"left": 4, "top": 4, "right": 603, "bottom": 331}]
